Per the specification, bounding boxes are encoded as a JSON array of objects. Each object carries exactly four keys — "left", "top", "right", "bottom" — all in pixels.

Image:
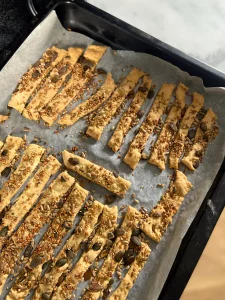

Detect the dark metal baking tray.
[{"left": 0, "top": 1, "right": 225, "bottom": 299}]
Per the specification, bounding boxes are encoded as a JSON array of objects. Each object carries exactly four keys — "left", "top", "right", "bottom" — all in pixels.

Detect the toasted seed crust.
[
  {"left": 58, "top": 72, "right": 116, "bottom": 126},
  {"left": 86, "top": 68, "right": 145, "bottom": 140},
  {"left": 108, "top": 76, "right": 152, "bottom": 152},
  {"left": 140, "top": 171, "right": 192, "bottom": 242},
  {"left": 124, "top": 83, "right": 176, "bottom": 169},
  {"left": 63, "top": 150, "right": 131, "bottom": 197}
]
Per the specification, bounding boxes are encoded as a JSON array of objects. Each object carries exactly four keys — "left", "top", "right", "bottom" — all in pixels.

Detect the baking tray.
[{"left": 0, "top": 1, "right": 225, "bottom": 299}]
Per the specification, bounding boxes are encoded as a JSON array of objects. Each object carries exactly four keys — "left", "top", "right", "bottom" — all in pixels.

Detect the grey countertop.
[{"left": 89, "top": 0, "right": 225, "bottom": 73}]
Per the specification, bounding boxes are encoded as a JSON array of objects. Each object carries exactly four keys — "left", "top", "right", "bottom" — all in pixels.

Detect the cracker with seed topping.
[
  {"left": 51, "top": 205, "right": 118, "bottom": 300},
  {"left": 58, "top": 72, "right": 116, "bottom": 126},
  {"left": 83, "top": 206, "right": 140, "bottom": 300},
  {"left": 169, "top": 92, "right": 204, "bottom": 169},
  {"left": 63, "top": 151, "right": 131, "bottom": 197},
  {"left": 149, "top": 82, "right": 188, "bottom": 170},
  {"left": 140, "top": 171, "right": 192, "bottom": 242},
  {"left": 86, "top": 68, "right": 145, "bottom": 140},
  {"left": 23, "top": 48, "right": 83, "bottom": 120},
  {"left": 0, "top": 144, "right": 45, "bottom": 216},
  {"left": 0, "top": 172, "right": 74, "bottom": 294},
  {"left": 0, "top": 115, "right": 9, "bottom": 124},
  {"left": 40, "top": 45, "right": 107, "bottom": 125},
  {"left": 124, "top": 83, "right": 176, "bottom": 169},
  {"left": 8, "top": 47, "right": 67, "bottom": 113},
  {"left": 35, "top": 201, "right": 104, "bottom": 300},
  {"left": 182, "top": 108, "right": 218, "bottom": 170},
  {"left": 108, "top": 242, "right": 151, "bottom": 300},
  {"left": 108, "top": 76, "right": 152, "bottom": 152},
  {"left": 0, "top": 155, "right": 61, "bottom": 249},
  {"left": 0, "top": 136, "right": 24, "bottom": 174},
  {"left": 8, "top": 182, "right": 89, "bottom": 300}
]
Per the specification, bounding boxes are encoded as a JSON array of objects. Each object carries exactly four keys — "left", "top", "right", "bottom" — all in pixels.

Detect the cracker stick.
[
  {"left": 169, "top": 92, "right": 204, "bottom": 169},
  {"left": 40, "top": 45, "right": 107, "bottom": 125},
  {"left": 0, "top": 136, "right": 24, "bottom": 174},
  {"left": 108, "top": 76, "right": 152, "bottom": 152},
  {"left": 0, "top": 155, "right": 61, "bottom": 249},
  {"left": 108, "top": 242, "right": 151, "bottom": 300},
  {"left": 149, "top": 83, "right": 188, "bottom": 170},
  {"left": 35, "top": 201, "right": 104, "bottom": 300},
  {"left": 58, "top": 72, "right": 116, "bottom": 126},
  {"left": 0, "top": 171, "right": 74, "bottom": 294},
  {"left": 0, "top": 144, "right": 45, "bottom": 216},
  {"left": 83, "top": 206, "right": 140, "bottom": 300},
  {"left": 140, "top": 171, "right": 192, "bottom": 242},
  {"left": 124, "top": 83, "right": 176, "bottom": 169},
  {"left": 0, "top": 115, "right": 9, "bottom": 124},
  {"left": 8, "top": 47, "right": 67, "bottom": 113},
  {"left": 182, "top": 108, "right": 218, "bottom": 171},
  {"left": 7, "top": 183, "right": 89, "bottom": 300},
  {"left": 51, "top": 205, "right": 118, "bottom": 300},
  {"left": 22, "top": 48, "right": 83, "bottom": 120},
  {"left": 63, "top": 151, "right": 131, "bottom": 197},
  {"left": 0, "top": 141, "right": 3, "bottom": 149},
  {"left": 86, "top": 68, "right": 145, "bottom": 140}
]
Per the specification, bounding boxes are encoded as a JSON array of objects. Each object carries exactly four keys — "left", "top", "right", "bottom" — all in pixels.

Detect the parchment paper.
[{"left": 0, "top": 11, "right": 225, "bottom": 300}]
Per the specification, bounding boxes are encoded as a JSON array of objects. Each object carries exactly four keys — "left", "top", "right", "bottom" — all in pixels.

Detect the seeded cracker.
[
  {"left": 169, "top": 92, "right": 204, "bottom": 169},
  {"left": 124, "top": 83, "right": 176, "bottom": 169},
  {"left": 86, "top": 68, "right": 145, "bottom": 140},
  {"left": 108, "top": 242, "right": 151, "bottom": 300},
  {"left": 0, "top": 115, "right": 9, "bottom": 124},
  {"left": 140, "top": 171, "right": 192, "bottom": 242},
  {"left": 0, "top": 155, "right": 61, "bottom": 249},
  {"left": 0, "top": 136, "right": 24, "bottom": 174},
  {"left": 63, "top": 150, "right": 131, "bottom": 197},
  {"left": 7, "top": 183, "right": 89, "bottom": 300},
  {"left": 149, "top": 82, "right": 188, "bottom": 170},
  {"left": 23, "top": 48, "right": 83, "bottom": 120},
  {"left": 35, "top": 201, "right": 104, "bottom": 300},
  {"left": 83, "top": 206, "right": 140, "bottom": 300},
  {"left": 0, "top": 144, "right": 45, "bottom": 215},
  {"left": 51, "top": 205, "right": 118, "bottom": 300},
  {"left": 182, "top": 108, "right": 218, "bottom": 170},
  {"left": 58, "top": 72, "right": 116, "bottom": 126},
  {"left": 0, "top": 172, "right": 74, "bottom": 294},
  {"left": 108, "top": 76, "right": 152, "bottom": 152},
  {"left": 40, "top": 45, "right": 107, "bottom": 125},
  {"left": 8, "top": 47, "right": 67, "bottom": 113}
]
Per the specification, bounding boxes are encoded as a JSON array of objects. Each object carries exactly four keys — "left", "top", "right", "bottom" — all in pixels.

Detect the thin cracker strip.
[
  {"left": 22, "top": 48, "right": 83, "bottom": 120},
  {"left": 0, "top": 155, "right": 61, "bottom": 249},
  {"left": 149, "top": 83, "right": 188, "bottom": 170},
  {"left": 0, "top": 136, "right": 24, "bottom": 173},
  {"left": 86, "top": 68, "right": 145, "bottom": 140},
  {"left": 108, "top": 76, "right": 152, "bottom": 152},
  {"left": 169, "top": 92, "right": 204, "bottom": 169},
  {"left": 35, "top": 201, "right": 104, "bottom": 300},
  {"left": 182, "top": 108, "right": 218, "bottom": 170},
  {"left": 58, "top": 72, "right": 116, "bottom": 126},
  {"left": 108, "top": 242, "right": 151, "bottom": 300},
  {"left": 0, "top": 144, "right": 45, "bottom": 215},
  {"left": 8, "top": 47, "right": 67, "bottom": 113},
  {"left": 140, "top": 170, "right": 192, "bottom": 242},
  {"left": 0, "top": 171, "right": 74, "bottom": 294},
  {"left": 63, "top": 151, "right": 131, "bottom": 197},
  {"left": 8, "top": 183, "right": 89, "bottom": 300},
  {"left": 0, "top": 115, "right": 9, "bottom": 124},
  {"left": 0, "top": 141, "right": 3, "bottom": 149},
  {"left": 40, "top": 45, "right": 107, "bottom": 125},
  {"left": 124, "top": 83, "right": 176, "bottom": 169},
  {"left": 83, "top": 206, "right": 140, "bottom": 300},
  {"left": 51, "top": 206, "right": 118, "bottom": 300}
]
